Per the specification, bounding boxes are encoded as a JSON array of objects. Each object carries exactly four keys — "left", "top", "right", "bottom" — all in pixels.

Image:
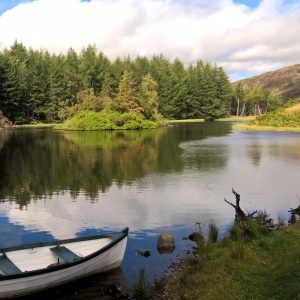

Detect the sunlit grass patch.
[
  {"left": 217, "top": 116, "right": 256, "bottom": 122},
  {"left": 15, "top": 123, "right": 57, "bottom": 129},
  {"left": 167, "top": 118, "right": 204, "bottom": 123},
  {"left": 233, "top": 123, "right": 300, "bottom": 132}
]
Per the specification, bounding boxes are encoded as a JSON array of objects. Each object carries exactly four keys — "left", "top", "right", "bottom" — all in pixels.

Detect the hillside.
[
  {"left": 236, "top": 64, "right": 300, "bottom": 101},
  {"left": 285, "top": 102, "right": 300, "bottom": 113}
]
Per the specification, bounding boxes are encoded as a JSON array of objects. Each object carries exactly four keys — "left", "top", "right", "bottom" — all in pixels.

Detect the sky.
[{"left": 0, "top": 0, "right": 300, "bottom": 80}]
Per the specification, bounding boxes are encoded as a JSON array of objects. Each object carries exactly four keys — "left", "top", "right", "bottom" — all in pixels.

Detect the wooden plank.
[
  {"left": 50, "top": 246, "right": 81, "bottom": 264},
  {"left": 0, "top": 256, "right": 22, "bottom": 276}
]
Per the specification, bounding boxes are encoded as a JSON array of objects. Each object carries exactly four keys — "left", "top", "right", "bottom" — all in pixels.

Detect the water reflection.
[
  {"left": 0, "top": 130, "right": 12, "bottom": 151},
  {"left": 1, "top": 124, "right": 300, "bottom": 286},
  {"left": 247, "top": 144, "right": 262, "bottom": 166},
  {"left": 16, "top": 268, "right": 128, "bottom": 300},
  {"left": 0, "top": 123, "right": 232, "bottom": 206}
]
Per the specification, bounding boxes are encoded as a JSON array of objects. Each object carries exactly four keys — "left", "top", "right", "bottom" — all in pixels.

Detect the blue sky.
[
  {"left": 0, "top": 0, "right": 300, "bottom": 80},
  {"left": 0, "top": 0, "right": 264, "bottom": 15},
  {"left": 234, "top": 0, "right": 261, "bottom": 8},
  {"left": 0, "top": 0, "right": 31, "bottom": 15}
]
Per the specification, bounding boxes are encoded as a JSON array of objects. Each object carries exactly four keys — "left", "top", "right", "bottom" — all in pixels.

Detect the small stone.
[
  {"left": 157, "top": 233, "right": 175, "bottom": 254},
  {"left": 136, "top": 248, "right": 151, "bottom": 257}
]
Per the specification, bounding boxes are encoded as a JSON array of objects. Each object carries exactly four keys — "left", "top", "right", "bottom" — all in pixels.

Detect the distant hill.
[{"left": 236, "top": 64, "right": 300, "bottom": 101}]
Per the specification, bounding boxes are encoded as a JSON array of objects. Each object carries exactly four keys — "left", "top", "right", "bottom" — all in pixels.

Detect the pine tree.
[
  {"left": 116, "top": 71, "right": 143, "bottom": 113},
  {"left": 149, "top": 55, "right": 174, "bottom": 118},
  {"left": 186, "top": 61, "right": 205, "bottom": 119},
  {"left": 215, "top": 67, "right": 232, "bottom": 116},
  {"left": 64, "top": 48, "right": 82, "bottom": 107},
  {"left": 169, "top": 58, "right": 188, "bottom": 119},
  {"left": 140, "top": 74, "right": 159, "bottom": 120}
]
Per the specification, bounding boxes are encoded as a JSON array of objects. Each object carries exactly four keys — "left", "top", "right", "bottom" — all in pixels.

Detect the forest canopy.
[{"left": 0, "top": 42, "right": 281, "bottom": 125}]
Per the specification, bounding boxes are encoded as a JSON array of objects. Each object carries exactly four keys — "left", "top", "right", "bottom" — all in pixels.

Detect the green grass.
[
  {"left": 234, "top": 123, "right": 300, "bottom": 132},
  {"left": 217, "top": 116, "right": 256, "bottom": 122},
  {"left": 15, "top": 123, "right": 57, "bottom": 129},
  {"left": 167, "top": 119, "right": 204, "bottom": 123},
  {"left": 167, "top": 116, "right": 256, "bottom": 124},
  {"left": 160, "top": 222, "right": 300, "bottom": 300}
]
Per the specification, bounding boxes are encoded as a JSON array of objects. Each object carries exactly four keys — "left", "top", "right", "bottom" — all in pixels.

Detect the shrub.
[
  {"left": 208, "top": 222, "right": 219, "bottom": 243},
  {"left": 251, "top": 108, "right": 300, "bottom": 127},
  {"left": 230, "top": 217, "right": 269, "bottom": 241},
  {"left": 57, "top": 110, "right": 163, "bottom": 131}
]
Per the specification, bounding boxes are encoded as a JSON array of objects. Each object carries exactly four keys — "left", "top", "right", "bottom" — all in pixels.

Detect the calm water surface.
[{"left": 1, "top": 122, "right": 300, "bottom": 297}]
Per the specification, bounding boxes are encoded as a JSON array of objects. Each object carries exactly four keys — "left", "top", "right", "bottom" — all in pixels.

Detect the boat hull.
[{"left": 0, "top": 233, "right": 127, "bottom": 299}]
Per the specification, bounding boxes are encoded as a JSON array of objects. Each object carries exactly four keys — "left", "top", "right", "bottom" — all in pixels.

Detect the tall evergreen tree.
[
  {"left": 140, "top": 74, "right": 159, "bottom": 120},
  {"left": 169, "top": 58, "right": 189, "bottom": 119},
  {"left": 116, "top": 71, "right": 143, "bottom": 113},
  {"left": 186, "top": 61, "right": 205, "bottom": 119},
  {"left": 149, "top": 55, "right": 174, "bottom": 118}
]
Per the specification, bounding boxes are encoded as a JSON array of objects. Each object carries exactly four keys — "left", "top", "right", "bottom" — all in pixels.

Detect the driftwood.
[
  {"left": 224, "top": 188, "right": 257, "bottom": 222},
  {"left": 288, "top": 205, "right": 300, "bottom": 224},
  {"left": 289, "top": 205, "right": 300, "bottom": 216}
]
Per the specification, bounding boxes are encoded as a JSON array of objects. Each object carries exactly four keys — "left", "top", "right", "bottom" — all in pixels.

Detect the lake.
[{"left": 1, "top": 122, "right": 300, "bottom": 298}]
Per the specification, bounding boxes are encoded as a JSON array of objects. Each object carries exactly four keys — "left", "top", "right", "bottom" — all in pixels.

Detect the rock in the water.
[
  {"left": 188, "top": 232, "right": 203, "bottom": 242},
  {"left": 136, "top": 249, "right": 151, "bottom": 257},
  {"left": 157, "top": 233, "right": 175, "bottom": 254}
]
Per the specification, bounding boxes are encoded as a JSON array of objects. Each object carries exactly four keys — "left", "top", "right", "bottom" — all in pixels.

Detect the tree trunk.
[
  {"left": 240, "top": 102, "right": 246, "bottom": 116},
  {"left": 236, "top": 98, "right": 240, "bottom": 116},
  {"left": 224, "top": 189, "right": 247, "bottom": 222},
  {"left": 257, "top": 104, "right": 262, "bottom": 116}
]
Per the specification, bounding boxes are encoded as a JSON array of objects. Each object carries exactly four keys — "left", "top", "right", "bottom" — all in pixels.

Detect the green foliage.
[
  {"left": 229, "top": 240, "right": 245, "bottom": 260},
  {"left": 230, "top": 217, "right": 269, "bottom": 241},
  {"left": 0, "top": 42, "right": 233, "bottom": 124},
  {"left": 231, "top": 83, "right": 282, "bottom": 117},
  {"left": 252, "top": 109, "right": 300, "bottom": 127},
  {"left": 116, "top": 70, "right": 143, "bottom": 114},
  {"left": 58, "top": 110, "right": 160, "bottom": 131},
  {"left": 163, "top": 219, "right": 300, "bottom": 300},
  {"left": 58, "top": 88, "right": 103, "bottom": 120},
  {"left": 131, "top": 269, "right": 156, "bottom": 300},
  {"left": 186, "top": 62, "right": 231, "bottom": 120},
  {"left": 208, "top": 222, "right": 219, "bottom": 243},
  {"left": 140, "top": 73, "right": 160, "bottom": 120}
]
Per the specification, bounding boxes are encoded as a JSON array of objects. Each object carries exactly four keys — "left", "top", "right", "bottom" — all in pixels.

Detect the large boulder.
[
  {"left": 0, "top": 111, "right": 13, "bottom": 128},
  {"left": 157, "top": 233, "right": 175, "bottom": 254}
]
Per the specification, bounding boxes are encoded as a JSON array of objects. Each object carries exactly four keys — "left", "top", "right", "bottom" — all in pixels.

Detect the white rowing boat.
[{"left": 0, "top": 227, "right": 129, "bottom": 299}]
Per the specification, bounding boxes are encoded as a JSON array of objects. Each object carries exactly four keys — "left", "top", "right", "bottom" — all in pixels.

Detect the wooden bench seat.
[
  {"left": 50, "top": 246, "right": 81, "bottom": 264},
  {"left": 0, "top": 255, "right": 22, "bottom": 276}
]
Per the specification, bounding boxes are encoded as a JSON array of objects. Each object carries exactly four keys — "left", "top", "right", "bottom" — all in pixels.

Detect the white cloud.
[{"left": 0, "top": 0, "right": 300, "bottom": 78}]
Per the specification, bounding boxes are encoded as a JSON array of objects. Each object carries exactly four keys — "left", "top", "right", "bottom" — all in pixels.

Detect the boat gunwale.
[{"left": 0, "top": 227, "right": 129, "bottom": 281}]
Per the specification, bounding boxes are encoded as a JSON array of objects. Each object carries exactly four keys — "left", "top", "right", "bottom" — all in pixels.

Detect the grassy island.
[{"left": 56, "top": 111, "right": 163, "bottom": 131}]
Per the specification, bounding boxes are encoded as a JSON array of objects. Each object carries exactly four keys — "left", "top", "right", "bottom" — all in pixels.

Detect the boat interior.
[{"left": 0, "top": 237, "right": 113, "bottom": 276}]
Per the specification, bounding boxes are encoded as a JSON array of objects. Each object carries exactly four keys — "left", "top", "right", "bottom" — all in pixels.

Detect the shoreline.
[
  {"left": 154, "top": 219, "right": 300, "bottom": 300},
  {"left": 233, "top": 123, "right": 300, "bottom": 132}
]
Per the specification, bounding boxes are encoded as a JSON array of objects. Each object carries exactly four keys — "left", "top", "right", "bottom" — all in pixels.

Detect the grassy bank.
[
  {"left": 15, "top": 123, "right": 57, "bottom": 129},
  {"left": 217, "top": 116, "right": 256, "bottom": 122},
  {"left": 158, "top": 221, "right": 300, "bottom": 300},
  {"left": 167, "top": 119, "right": 204, "bottom": 123},
  {"left": 233, "top": 123, "right": 300, "bottom": 132},
  {"left": 168, "top": 116, "right": 255, "bottom": 124}
]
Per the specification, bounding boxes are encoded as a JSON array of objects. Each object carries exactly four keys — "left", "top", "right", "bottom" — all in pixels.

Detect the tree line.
[
  {"left": 0, "top": 42, "right": 281, "bottom": 124},
  {"left": 232, "top": 82, "right": 281, "bottom": 117}
]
